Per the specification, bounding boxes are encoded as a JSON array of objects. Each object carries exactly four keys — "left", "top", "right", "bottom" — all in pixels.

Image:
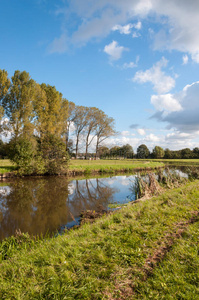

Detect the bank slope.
[{"left": 0, "top": 180, "right": 199, "bottom": 299}]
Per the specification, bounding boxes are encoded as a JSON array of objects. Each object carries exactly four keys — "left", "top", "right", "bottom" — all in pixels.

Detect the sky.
[{"left": 1, "top": 0, "right": 199, "bottom": 151}]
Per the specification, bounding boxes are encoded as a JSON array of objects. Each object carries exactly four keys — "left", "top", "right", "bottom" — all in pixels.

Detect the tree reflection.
[{"left": 0, "top": 177, "right": 118, "bottom": 240}]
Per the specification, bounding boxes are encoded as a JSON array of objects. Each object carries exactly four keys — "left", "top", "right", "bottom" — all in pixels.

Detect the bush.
[{"left": 38, "top": 134, "right": 69, "bottom": 175}]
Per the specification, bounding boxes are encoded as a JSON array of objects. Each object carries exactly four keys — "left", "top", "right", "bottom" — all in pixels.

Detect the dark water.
[{"left": 0, "top": 175, "right": 139, "bottom": 240}]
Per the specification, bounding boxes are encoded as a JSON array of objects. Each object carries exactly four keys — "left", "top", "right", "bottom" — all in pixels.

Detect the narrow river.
[
  {"left": 0, "top": 168, "right": 190, "bottom": 241},
  {"left": 0, "top": 175, "right": 139, "bottom": 240}
]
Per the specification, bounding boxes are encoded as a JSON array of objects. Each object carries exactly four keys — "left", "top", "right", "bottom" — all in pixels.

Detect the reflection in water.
[{"left": 0, "top": 175, "right": 136, "bottom": 240}]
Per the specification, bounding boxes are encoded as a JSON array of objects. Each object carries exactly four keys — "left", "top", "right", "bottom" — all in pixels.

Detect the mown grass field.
[
  {"left": 0, "top": 180, "right": 199, "bottom": 299},
  {"left": 147, "top": 158, "right": 199, "bottom": 166},
  {"left": 0, "top": 159, "right": 16, "bottom": 173},
  {"left": 68, "top": 159, "right": 164, "bottom": 174}
]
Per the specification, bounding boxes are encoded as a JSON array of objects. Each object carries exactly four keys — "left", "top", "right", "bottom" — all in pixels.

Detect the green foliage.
[
  {"left": 8, "top": 136, "right": 36, "bottom": 174},
  {"left": 39, "top": 134, "right": 69, "bottom": 174},
  {"left": 152, "top": 145, "right": 165, "bottom": 158},
  {"left": 137, "top": 144, "right": 150, "bottom": 158}
]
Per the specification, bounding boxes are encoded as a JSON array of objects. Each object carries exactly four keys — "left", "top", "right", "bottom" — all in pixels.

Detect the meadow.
[
  {"left": 0, "top": 179, "right": 198, "bottom": 299},
  {"left": 68, "top": 159, "right": 164, "bottom": 174}
]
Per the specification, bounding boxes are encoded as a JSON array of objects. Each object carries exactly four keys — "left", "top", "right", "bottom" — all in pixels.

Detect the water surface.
[{"left": 0, "top": 175, "right": 138, "bottom": 240}]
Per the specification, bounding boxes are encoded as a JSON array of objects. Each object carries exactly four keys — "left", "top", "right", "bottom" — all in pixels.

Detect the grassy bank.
[
  {"left": 0, "top": 180, "right": 199, "bottom": 299},
  {"left": 68, "top": 159, "right": 164, "bottom": 174}
]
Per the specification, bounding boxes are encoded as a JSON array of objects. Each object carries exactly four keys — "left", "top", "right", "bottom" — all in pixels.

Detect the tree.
[
  {"left": 38, "top": 133, "right": 69, "bottom": 174},
  {"left": 193, "top": 147, "right": 199, "bottom": 158},
  {"left": 35, "top": 83, "right": 68, "bottom": 138},
  {"left": 98, "top": 146, "right": 110, "bottom": 158},
  {"left": 181, "top": 148, "right": 193, "bottom": 159},
  {"left": 110, "top": 146, "right": 120, "bottom": 158},
  {"left": 164, "top": 148, "right": 172, "bottom": 159},
  {"left": 94, "top": 111, "right": 115, "bottom": 158},
  {"left": 1, "top": 70, "right": 36, "bottom": 139},
  {"left": 84, "top": 107, "right": 99, "bottom": 159},
  {"left": 152, "top": 146, "right": 165, "bottom": 158},
  {"left": 137, "top": 144, "right": 150, "bottom": 159},
  {"left": 66, "top": 101, "right": 76, "bottom": 151},
  {"left": 120, "top": 144, "right": 134, "bottom": 158},
  {"left": 73, "top": 106, "right": 88, "bottom": 158}
]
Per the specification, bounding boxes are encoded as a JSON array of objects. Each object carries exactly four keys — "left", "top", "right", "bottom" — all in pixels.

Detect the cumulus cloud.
[
  {"left": 151, "top": 94, "right": 182, "bottom": 112},
  {"left": 151, "top": 81, "right": 199, "bottom": 133},
  {"left": 112, "top": 23, "right": 134, "bottom": 35},
  {"left": 123, "top": 56, "right": 139, "bottom": 69},
  {"left": 182, "top": 54, "right": 189, "bottom": 65},
  {"left": 121, "top": 131, "right": 130, "bottom": 136},
  {"left": 50, "top": 0, "right": 199, "bottom": 62},
  {"left": 104, "top": 40, "right": 129, "bottom": 60},
  {"left": 137, "top": 128, "right": 146, "bottom": 135},
  {"left": 112, "top": 21, "right": 142, "bottom": 34},
  {"left": 133, "top": 57, "right": 175, "bottom": 94},
  {"left": 144, "top": 133, "right": 160, "bottom": 143}
]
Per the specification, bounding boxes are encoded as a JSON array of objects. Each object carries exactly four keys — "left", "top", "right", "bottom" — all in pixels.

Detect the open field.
[
  {"left": 0, "top": 159, "right": 16, "bottom": 174},
  {"left": 68, "top": 159, "right": 164, "bottom": 174},
  {"left": 0, "top": 180, "right": 199, "bottom": 299},
  {"left": 146, "top": 158, "right": 199, "bottom": 166}
]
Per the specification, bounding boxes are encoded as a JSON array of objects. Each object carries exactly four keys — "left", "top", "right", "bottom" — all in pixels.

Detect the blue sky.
[{"left": 1, "top": 0, "right": 199, "bottom": 151}]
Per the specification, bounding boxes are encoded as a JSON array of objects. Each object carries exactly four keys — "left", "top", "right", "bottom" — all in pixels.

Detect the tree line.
[
  {"left": 0, "top": 69, "right": 116, "bottom": 173},
  {"left": 97, "top": 144, "right": 199, "bottom": 159}
]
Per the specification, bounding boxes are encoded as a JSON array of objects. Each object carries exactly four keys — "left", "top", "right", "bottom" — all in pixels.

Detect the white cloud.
[
  {"left": 104, "top": 40, "right": 128, "bottom": 60},
  {"left": 121, "top": 131, "right": 130, "bottom": 136},
  {"left": 133, "top": 57, "right": 175, "bottom": 94},
  {"left": 132, "top": 32, "right": 141, "bottom": 38},
  {"left": 112, "top": 23, "right": 134, "bottom": 35},
  {"left": 144, "top": 133, "right": 160, "bottom": 142},
  {"left": 151, "top": 81, "right": 199, "bottom": 133},
  {"left": 134, "top": 21, "right": 142, "bottom": 30},
  {"left": 182, "top": 54, "right": 189, "bottom": 65},
  {"left": 112, "top": 21, "right": 142, "bottom": 35},
  {"left": 51, "top": 1, "right": 199, "bottom": 63},
  {"left": 137, "top": 128, "right": 146, "bottom": 135},
  {"left": 151, "top": 94, "right": 182, "bottom": 112},
  {"left": 123, "top": 56, "right": 139, "bottom": 69}
]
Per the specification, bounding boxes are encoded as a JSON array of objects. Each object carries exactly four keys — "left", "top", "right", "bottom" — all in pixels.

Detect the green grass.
[
  {"left": 0, "top": 159, "right": 16, "bottom": 173},
  {"left": 147, "top": 158, "right": 199, "bottom": 166},
  {"left": 0, "top": 180, "right": 199, "bottom": 299},
  {"left": 69, "top": 159, "right": 164, "bottom": 174}
]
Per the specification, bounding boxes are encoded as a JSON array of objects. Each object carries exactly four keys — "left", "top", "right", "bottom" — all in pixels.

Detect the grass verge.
[{"left": 0, "top": 180, "right": 199, "bottom": 299}]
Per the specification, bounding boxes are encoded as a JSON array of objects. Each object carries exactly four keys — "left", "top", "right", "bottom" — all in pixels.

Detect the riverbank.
[
  {"left": 0, "top": 159, "right": 164, "bottom": 178},
  {"left": 0, "top": 179, "right": 198, "bottom": 299}
]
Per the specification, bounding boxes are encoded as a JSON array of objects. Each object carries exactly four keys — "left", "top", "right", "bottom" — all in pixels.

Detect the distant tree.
[
  {"left": 98, "top": 146, "right": 110, "bottom": 158},
  {"left": 73, "top": 106, "right": 88, "bottom": 158},
  {"left": 193, "top": 147, "right": 199, "bottom": 158},
  {"left": 94, "top": 111, "right": 115, "bottom": 159},
  {"left": 181, "top": 148, "right": 193, "bottom": 159},
  {"left": 152, "top": 146, "right": 165, "bottom": 159},
  {"left": 110, "top": 146, "right": 120, "bottom": 158},
  {"left": 120, "top": 144, "right": 134, "bottom": 158},
  {"left": 85, "top": 107, "right": 99, "bottom": 159},
  {"left": 137, "top": 144, "right": 150, "bottom": 159},
  {"left": 66, "top": 101, "right": 76, "bottom": 151},
  {"left": 164, "top": 148, "right": 172, "bottom": 159}
]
